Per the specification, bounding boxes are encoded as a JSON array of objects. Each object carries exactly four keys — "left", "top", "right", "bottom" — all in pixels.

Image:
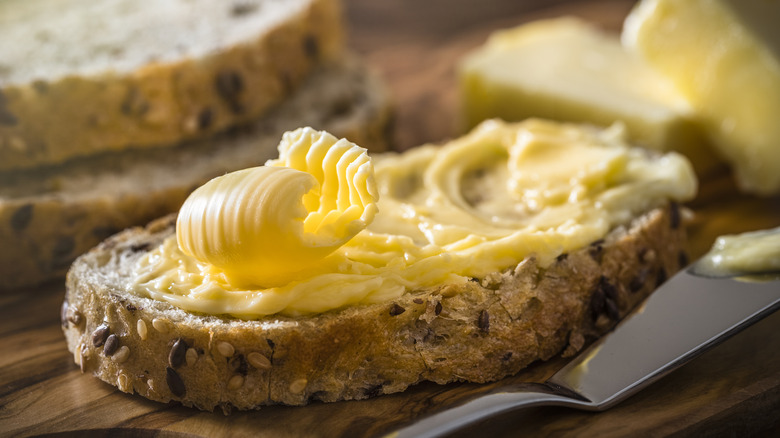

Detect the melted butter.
[
  {"left": 132, "top": 120, "right": 697, "bottom": 317},
  {"left": 692, "top": 226, "right": 780, "bottom": 278}
]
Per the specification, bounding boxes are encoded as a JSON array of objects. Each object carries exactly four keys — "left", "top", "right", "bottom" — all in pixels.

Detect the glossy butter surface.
[
  {"left": 694, "top": 226, "right": 780, "bottom": 278},
  {"left": 133, "top": 121, "right": 696, "bottom": 317},
  {"left": 459, "top": 17, "right": 714, "bottom": 173},
  {"left": 175, "top": 127, "right": 377, "bottom": 286},
  {"left": 623, "top": 0, "right": 780, "bottom": 194}
]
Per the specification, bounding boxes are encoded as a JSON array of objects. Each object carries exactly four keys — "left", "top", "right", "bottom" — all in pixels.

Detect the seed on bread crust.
[
  {"left": 137, "top": 319, "right": 148, "bottom": 340},
  {"left": 103, "top": 334, "right": 120, "bottom": 356},
  {"left": 592, "top": 278, "right": 620, "bottom": 321},
  {"left": 589, "top": 240, "right": 605, "bottom": 262},
  {"left": 166, "top": 367, "right": 186, "bottom": 398},
  {"left": 590, "top": 287, "right": 606, "bottom": 320},
  {"left": 73, "top": 343, "right": 83, "bottom": 368},
  {"left": 185, "top": 348, "right": 198, "bottom": 367},
  {"left": 217, "top": 341, "right": 235, "bottom": 357},
  {"left": 79, "top": 343, "right": 90, "bottom": 373},
  {"left": 113, "top": 346, "right": 130, "bottom": 363},
  {"left": 91, "top": 324, "right": 110, "bottom": 347},
  {"left": 478, "top": 310, "right": 490, "bottom": 334},
  {"left": 599, "top": 276, "right": 618, "bottom": 302},
  {"left": 228, "top": 375, "right": 244, "bottom": 391},
  {"left": 389, "top": 303, "right": 406, "bottom": 316},
  {"left": 289, "top": 378, "right": 308, "bottom": 394},
  {"left": 118, "top": 373, "right": 131, "bottom": 392},
  {"left": 152, "top": 318, "right": 171, "bottom": 333},
  {"left": 169, "top": 338, "right": 187, "bottom": 368},
  {"left": 247, "top": 352, "right": 271, "bottom": 370}
]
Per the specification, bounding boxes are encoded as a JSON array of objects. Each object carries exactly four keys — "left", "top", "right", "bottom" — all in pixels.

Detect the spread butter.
[{"left": 133, "top": 120, "right": 697, "bottom": 317}]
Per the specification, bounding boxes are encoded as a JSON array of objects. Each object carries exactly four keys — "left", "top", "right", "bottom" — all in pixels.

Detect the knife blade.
[{"left": 390, "top": 267, "right": 780, "bottom": 438}]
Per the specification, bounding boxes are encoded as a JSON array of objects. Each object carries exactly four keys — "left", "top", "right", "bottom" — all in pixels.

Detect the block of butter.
[
  {"left": 459, "top": 17, "right": 716, "bottom": 174},
  {"left": 623, "top": 0, "right": 780, "bottom": 195}
]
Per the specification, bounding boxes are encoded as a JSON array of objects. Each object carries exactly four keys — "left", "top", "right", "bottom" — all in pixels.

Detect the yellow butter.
[
  {"left": 133, "top": 120, "right": 696, "bottom": 317},
  {"left": 176, "top": 127, "right": 378, "bottom": 286},
  {"left": 693, "top": 226, "right": 780, "bottom": 278},
  {"left": 459, "top": 17, "right": 715, "bottom": 174},
  {"left": 623, "top": 0, "right": 780, "bottom": 195}
]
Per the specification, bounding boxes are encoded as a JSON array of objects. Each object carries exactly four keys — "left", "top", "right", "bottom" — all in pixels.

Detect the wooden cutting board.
[{"left": 2, "top": 1, "right": 780, "bottom": 436}]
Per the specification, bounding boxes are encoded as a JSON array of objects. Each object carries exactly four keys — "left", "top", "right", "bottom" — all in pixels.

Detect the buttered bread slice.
[
  {"left": 62, "top": 120, "right": 696, "bottom": 411},
  {"left": 0, "top": 0, "right": 342, "bottom": 171}
]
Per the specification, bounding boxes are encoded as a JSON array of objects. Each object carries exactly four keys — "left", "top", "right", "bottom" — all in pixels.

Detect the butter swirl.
[{"left": 176, "top": 128, "right": 377, "bottom": 286}]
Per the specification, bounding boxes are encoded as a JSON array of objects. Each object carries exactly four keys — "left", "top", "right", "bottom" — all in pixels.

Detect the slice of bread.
[
  {"left": 0, "top": 0, "right": 342, "bottom": 171},
  {"left": 0, "top": 56, "right": 391, "bottom": 291},
  {"left": 62, "top": 202, "right": 687, "bottom": 412}
]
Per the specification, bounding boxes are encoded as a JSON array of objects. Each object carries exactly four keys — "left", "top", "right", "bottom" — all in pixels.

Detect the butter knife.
[{"left": 391, "top": 265, "right": 780, "bottom": 438}]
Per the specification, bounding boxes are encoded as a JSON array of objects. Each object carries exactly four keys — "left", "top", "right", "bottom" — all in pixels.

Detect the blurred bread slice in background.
[{"left": 0, "top": 0, "right": 392, "bottom": 290}]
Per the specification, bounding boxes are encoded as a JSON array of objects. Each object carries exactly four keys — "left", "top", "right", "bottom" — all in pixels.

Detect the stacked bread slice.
[{"left": 0, "top": 0, "right": 391, "bottom": 290}]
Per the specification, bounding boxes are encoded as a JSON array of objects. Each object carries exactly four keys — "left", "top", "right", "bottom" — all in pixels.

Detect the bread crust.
[
  {"left": 0, "top": 57, "right": 391, "bottom": 291},
  {"left": 62, "top": 204, "right": 688, "bottom": 412},
  {"left": 0, "top": 0, "right": 342, "bottom": 171}
]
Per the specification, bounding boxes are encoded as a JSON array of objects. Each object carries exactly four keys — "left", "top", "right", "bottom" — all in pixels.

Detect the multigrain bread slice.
[
  {"left": 0, "top": 57, "right": 391, "bottom": 291},
  {"left": 62, "top": 203, "right": 688, "bottom": 412},
  {"left": 0, "top": 0, "right": 342, "bottom": 171}
]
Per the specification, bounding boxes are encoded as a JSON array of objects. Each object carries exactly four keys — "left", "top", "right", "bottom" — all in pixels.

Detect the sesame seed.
[
  {"left": 228, "top": 375, "right": 244, "bottom": 390},
  {"left": 137, "top": 320, "right": 148, "bottom": 340},
  {"left": 247, "top": 352, "right": 271, "bottom": 370},
  {"left": 289, "top": 378, "right": 307, "bottom": 394},
  {"left": 112, "top": 346, "right": 130, "bottom": 363},
  {"left": 73, "top": 345, "right": 82, "bottom": 366},
  {"left": 185, "top": 348, "right": 198, "bottom": 367},
  {"left": 152, "top": 318, "right": 170, "bottom": 333},
  {"left": 79, "top": 343, "right": 89, "bottom": 373},
  {"left": 217, "top": 341, "right": 235, "bottom": 357},
  {"left": 118, "top": 374, "right": 131, "bottom": 392}
]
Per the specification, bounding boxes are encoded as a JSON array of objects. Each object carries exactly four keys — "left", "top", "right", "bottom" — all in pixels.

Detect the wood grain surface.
[{"left": 3, "top": 0, "right": 780, "bottom": 437}]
